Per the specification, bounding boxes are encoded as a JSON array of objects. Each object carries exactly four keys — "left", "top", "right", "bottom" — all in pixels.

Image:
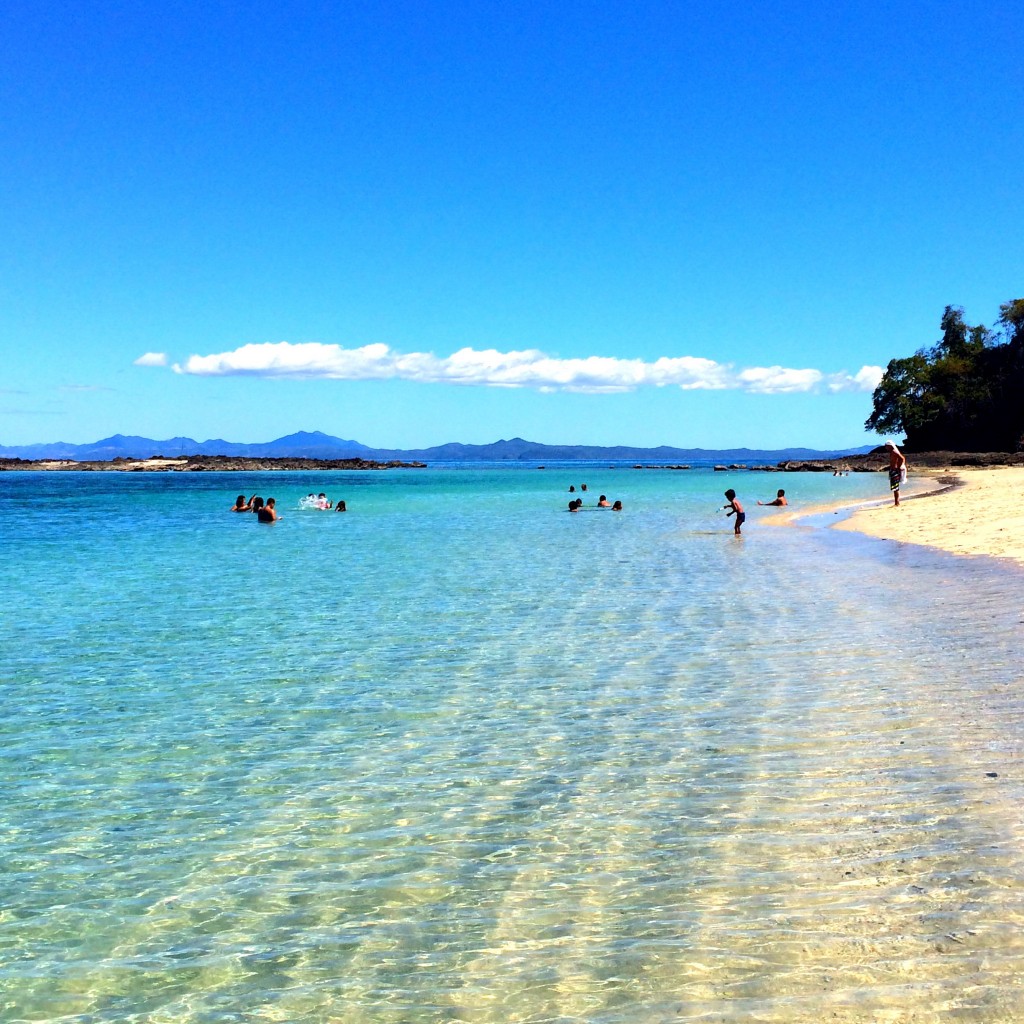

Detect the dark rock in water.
[
  {"left": 775, "top": 460, "right": 837, "bottom": 472},
  {"left": 713, "top": 465, "right": 727, "bottom": 471}
]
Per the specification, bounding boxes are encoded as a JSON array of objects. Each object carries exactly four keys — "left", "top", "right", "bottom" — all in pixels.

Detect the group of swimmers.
[
  {"left": 300, "top": 492, "right": 347, "bottom": 512},
  {"left": 568, "top": 494, "right": 623, "bottom": 512},
  {"left": 230, "top": 492, "right": 348, "bottom": 524},
  {"left": 567, "top": 483, "right": 622, "bottom": 512},
  {"left": 230, "top": 494, "right": 281, "bottom": 523}
]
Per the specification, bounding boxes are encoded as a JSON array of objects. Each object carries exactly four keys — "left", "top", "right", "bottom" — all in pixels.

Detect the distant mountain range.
[{"left": 0, "top": 430, "right": 878, "bottom": 463}]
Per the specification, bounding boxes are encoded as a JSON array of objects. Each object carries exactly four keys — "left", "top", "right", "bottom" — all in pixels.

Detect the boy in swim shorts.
[{"left": 723, "top": 489, "right": 745, "bottom": 535}]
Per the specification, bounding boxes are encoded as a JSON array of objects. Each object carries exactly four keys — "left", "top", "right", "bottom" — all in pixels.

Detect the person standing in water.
[
  {"left": 885, "top": 440, "right": 907, "bottom": 506},
  {"left": 257, "top": 498, "right": 281, "bottom": 523},
  {"left": 723, "top": 489, "right": 745, "bottom": 534}
]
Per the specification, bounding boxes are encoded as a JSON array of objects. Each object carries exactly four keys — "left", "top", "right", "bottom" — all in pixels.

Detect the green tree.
[
  {"left": 989, "top": 298, "right": 1024, "bottom": 449},
  {"left": 866, "top": 299, "right": 1024, "bottom": 451},
  {"left": 864, "top": 352, "right": 935, "bottom": 438}
]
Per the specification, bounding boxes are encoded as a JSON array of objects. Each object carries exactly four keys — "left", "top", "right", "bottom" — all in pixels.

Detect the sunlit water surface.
[{"left": 2, "top": 467, "right": 1023, "bottom": 1023}]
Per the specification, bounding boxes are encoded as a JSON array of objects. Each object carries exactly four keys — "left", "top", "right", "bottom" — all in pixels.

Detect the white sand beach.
[{"left": 835, "top": 466, "right": 1024, "bottom": 567}]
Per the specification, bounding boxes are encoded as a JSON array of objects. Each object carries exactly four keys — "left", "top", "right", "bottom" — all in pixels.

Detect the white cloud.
[
  {"left": 169, "top": 341, "right": 881, "bottom": 395},
  {"left": 736, "top": 366, "right": 824, "bottom": 394},
  {"left": 848, "top": 365, "right": 885, "bottom": 391},
  {"left": 134, "top": 352, "right": 168, "bottom": 367}
]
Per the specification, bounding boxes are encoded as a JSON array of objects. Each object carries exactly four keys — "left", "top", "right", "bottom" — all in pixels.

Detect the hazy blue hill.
[
  {"left": 365, "top": 438, "right": 877, "bottom": 462},
  {"left": 243, "top": 431, "right": 372, "bottom": 458},
  {"left": 0, "top": 431, "right": 371, "bottom": 460},
  {"left": 0, "top": 432, "right": 876, "bottom": 462}
]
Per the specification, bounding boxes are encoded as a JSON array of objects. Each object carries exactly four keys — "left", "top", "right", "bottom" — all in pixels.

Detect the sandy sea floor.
[{"left": 3, "top": 468, "right": 1023, "bottom": 1023}]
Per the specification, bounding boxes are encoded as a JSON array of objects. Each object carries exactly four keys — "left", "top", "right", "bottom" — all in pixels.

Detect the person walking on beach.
[
  {"left": 723, "top": 489, "right": 745, "bottom": 534},
  {"left": 758, "top": 489, "right": 787, "bottom": 507},
  {"left": 886, "top": 440, "right": 907, "bottom": 507}
]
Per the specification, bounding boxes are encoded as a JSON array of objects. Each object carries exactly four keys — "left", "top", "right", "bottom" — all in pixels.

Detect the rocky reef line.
[
  {"left": 0, "top": 454, "right": 427, "bottom": 472},
  {"left": 3, "top": 450, "right": 1021, "bottom": 473},
  {"left": 757, "top": 450, "right": 1024, "bottom": 472}
]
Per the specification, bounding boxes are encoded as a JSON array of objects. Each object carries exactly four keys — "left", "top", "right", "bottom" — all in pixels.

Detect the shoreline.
[{"left": 828, "top": 467, "right": 1024, "bottom": 567}]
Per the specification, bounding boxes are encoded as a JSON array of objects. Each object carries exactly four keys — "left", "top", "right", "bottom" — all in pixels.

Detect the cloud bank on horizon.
[{"left": 141, "top": 341, "right": 883, "bottom": 396}]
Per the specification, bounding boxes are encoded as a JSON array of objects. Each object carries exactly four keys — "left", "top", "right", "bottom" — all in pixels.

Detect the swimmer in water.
[
  {"left": 334, "top": 500, "right": 347, "bottom": 512},
  {"left": 250, "top": 496, "right": 265, "bottom": 515},
  {"left": 611, "top": 500, "right": 623, "bottom": 511},
  {"left": 231, "top": 494, "right": 254, "bottom": 512},
  {"left": 257, "top": 497, "right": 280, "bottom": 523},
  {"left": 757, "top": 489, "right": 788, "bottom": 507},
  {"left": 597, "top": 495, "right": 611, "bottom": 507}
]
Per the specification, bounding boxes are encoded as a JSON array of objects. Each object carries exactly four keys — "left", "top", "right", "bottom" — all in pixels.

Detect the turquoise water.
[{"left": 2, "top": 467, "right": 1023, "bottom": 1023}]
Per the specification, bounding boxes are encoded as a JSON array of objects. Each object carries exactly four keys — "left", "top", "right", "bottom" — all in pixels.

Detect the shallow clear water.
[{"left": 2, "top": 467, "right": 1023, "bottom": 1023}]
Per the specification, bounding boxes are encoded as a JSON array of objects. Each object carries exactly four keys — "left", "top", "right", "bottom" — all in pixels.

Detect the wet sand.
[{"left": 833, "top": 466, "right": 1024, "bottom": 567}]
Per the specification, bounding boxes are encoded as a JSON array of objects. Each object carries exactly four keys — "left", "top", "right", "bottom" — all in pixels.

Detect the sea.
[{"left": 2, "top": 465, "right": 1023, "bottom": 1024}]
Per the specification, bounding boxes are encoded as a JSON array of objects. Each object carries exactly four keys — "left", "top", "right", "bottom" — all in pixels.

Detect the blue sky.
[{"left": 1, "top": 1, "right": 1021, "bottom": 450}]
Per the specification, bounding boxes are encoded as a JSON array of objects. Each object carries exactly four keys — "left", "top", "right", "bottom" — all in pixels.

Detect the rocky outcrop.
[{"left": 779, "top": 450, "right": 1024, "bottom": 472}]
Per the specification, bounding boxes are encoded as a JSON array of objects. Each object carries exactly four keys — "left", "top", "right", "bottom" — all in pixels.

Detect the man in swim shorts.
[{"left": 885, "top": 440, "right": 907, "bottom": 506}]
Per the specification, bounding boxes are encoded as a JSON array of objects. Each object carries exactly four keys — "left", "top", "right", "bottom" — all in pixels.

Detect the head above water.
[{"left": 777, "top": 489, "right": 785, "bottom": 497}]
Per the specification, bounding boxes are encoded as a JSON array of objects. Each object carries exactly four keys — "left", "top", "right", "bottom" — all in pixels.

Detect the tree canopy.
[{"left": 866, "top": 299, "right": 1024, "bottom": 451}]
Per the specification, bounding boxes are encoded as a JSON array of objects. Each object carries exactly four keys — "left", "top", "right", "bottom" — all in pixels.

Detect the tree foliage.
[{"left": 866, "top": 300, "right": 1024, "bottom": 451}]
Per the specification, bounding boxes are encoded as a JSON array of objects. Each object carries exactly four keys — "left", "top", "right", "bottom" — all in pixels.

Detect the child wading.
[{"left": 723, "top": 489, "right": 745, "bottom": 535}]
